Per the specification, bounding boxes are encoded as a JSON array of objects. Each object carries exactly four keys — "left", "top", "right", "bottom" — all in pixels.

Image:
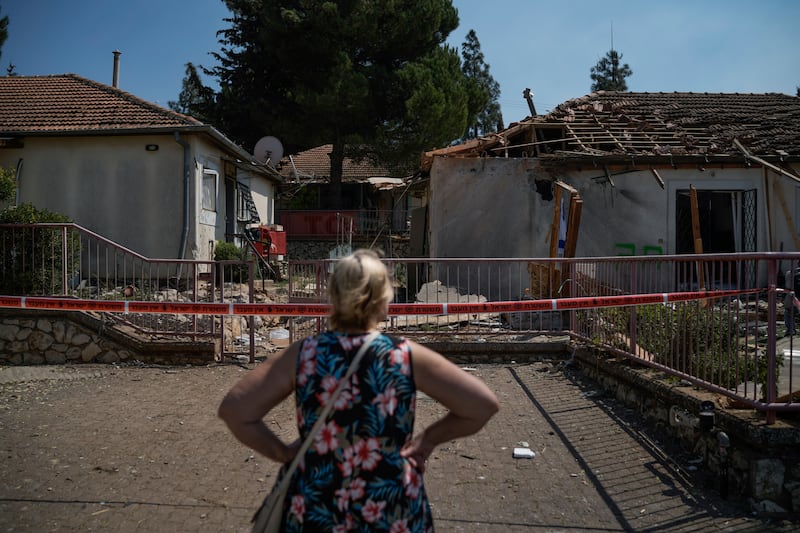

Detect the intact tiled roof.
[
  {"left": 279, "top": 144, "right": 407, "bottom": 183},
  {"left": 0, "top": 74, "right": 202, "bottom": 134},
  {"left": 423, "top": 91, "right": 800, "bottom": 168}
]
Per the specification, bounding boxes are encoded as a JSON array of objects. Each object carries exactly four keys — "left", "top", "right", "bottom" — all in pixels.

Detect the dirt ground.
[{"left": 0, "top": 359, "right": 797, "bottom": 533}]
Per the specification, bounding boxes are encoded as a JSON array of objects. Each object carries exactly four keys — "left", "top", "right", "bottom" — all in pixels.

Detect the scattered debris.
[{"left": 513, "top": 447, "right": 535, "bottom": 459}]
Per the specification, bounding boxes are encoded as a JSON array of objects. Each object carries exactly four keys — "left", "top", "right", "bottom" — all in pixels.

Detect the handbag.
[{"left": 251, "top": 331, "right": 381, "bottom": 533}]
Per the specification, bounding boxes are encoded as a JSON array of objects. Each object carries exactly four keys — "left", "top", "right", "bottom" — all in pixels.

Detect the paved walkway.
[{"left": 0, "top": 361, "right": 796, "bottom": 532}]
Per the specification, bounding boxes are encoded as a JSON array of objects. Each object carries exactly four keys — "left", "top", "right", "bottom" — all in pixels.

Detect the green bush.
[
  {"left": 0, "top": 203, "right": 76, "bottom": 295},
  {"left": 214, "top": 240, "right": 249, "bottom": 282},
  {"left": 214, "top": 241, "right": 244, "bottom": 261},
  {"left": 0, "top": 203, "right": 72, "bottom": 224},
  {"left": 600, "top": 301, "right": 772, "bottom": 394},
  {"left": 0, "top": 167, "right": 15, "bottom": 203}
]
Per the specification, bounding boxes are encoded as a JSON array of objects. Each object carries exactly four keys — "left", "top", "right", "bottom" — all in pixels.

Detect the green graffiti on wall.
[{"left": 614, "top": 243, "right": 663, "bottom": 256}]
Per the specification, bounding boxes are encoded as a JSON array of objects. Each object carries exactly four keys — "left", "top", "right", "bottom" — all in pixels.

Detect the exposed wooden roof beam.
[
  {"left": 564, "top": 124, "right": 591, "bottom": 152},
  {"left": 650, "top": 167, "right": 665, "bottom": 189},
  {"left": 734, "top": 138, "right": 800, "bottom": 184},
  {"left": 487, "top": 136, "right": 577, "bottom": 152}
]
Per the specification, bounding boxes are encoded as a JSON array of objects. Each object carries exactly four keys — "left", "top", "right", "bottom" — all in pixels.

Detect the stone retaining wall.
[
  {"left": 573, "top": 346, "right": 800, "bottom": 515},
  {"left": 0, "top": 311, "right": 214, "bottom": 366},
  {"left": 399, "top": 337, "right": 800, "bottom": 514}
]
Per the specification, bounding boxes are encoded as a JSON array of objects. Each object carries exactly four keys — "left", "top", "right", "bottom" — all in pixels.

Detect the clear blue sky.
[{"left": 3, "top": 0, "right": 799, "bottom": 133}]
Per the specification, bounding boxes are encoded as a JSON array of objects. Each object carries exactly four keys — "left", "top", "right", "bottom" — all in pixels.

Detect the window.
[{"left": 202, "top": 169, "right": 219, "bottom": 211}]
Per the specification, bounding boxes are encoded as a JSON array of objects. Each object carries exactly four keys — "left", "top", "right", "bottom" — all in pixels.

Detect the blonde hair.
[{"left": 328, "top": 249, "right": 393, "bottom": 331}]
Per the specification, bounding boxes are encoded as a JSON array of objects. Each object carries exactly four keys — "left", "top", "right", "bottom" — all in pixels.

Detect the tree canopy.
[
  {"left": 0, "top": 5, "right": 8, "bottom": 64},
  {"left": 460, "top": 29, "right": 503, "bottom": 139},
  {"left": 590, "top": 49, "right": 633, "bottom": 92},
  {"left": 206, "top": 0, "right": 470, "bottom": 206},
  {"left": 168, "top": 63, "right": 217, "bottom": 123}
]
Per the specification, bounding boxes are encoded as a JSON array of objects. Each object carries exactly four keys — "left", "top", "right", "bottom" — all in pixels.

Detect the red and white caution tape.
[{"left": 0, "top": 288, "right": 759, "bottom": 316}]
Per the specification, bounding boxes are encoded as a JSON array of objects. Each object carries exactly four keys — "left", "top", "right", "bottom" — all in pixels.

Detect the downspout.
[
  {"left": 174, "top": 132, "right": 191, "bottom": 261},
  {"left": 14, "top": 158, "right": 23, "bottom": 206}
]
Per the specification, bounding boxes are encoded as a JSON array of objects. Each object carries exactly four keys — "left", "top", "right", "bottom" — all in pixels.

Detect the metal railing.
[
  {"left": 289, "top": 254, "right": 800, "bottom": 422},
  {"left": 2, "top": 223, "right": 798, "bottom": 421},
  {"left": 0, "top": 223, "right": 256, "bottom": 360}
]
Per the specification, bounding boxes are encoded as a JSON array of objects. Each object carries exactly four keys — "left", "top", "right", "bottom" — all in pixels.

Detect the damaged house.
[{"left": 420, "top": 91, "right": 800, "bottom": 284}]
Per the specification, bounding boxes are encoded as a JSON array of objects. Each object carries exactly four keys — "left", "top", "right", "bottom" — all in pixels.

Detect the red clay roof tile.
[{"left": 0, "top": 74, "right": 202, "bottom": 134}]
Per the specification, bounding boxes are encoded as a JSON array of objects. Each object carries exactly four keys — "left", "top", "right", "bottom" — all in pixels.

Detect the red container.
[{"left": 248, "top": 225, "right": 287, "bottom": 259}]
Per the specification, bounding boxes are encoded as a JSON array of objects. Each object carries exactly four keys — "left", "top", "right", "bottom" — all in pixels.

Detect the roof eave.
[
  {"left": 1, "top": 124, "right": 283, "bottom": 182},
  {"left": 538, "top": 152, "right": 800, "bottom": 167}
]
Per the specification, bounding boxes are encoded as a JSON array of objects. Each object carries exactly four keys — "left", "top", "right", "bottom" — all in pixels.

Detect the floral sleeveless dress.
[{"left": 280, "top": 331, "right": 434, "bottom": 532}]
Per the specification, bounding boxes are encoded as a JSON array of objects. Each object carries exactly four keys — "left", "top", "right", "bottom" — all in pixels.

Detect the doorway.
[{"left": 675, "top": 188, "right": 757, "bottom": 287}]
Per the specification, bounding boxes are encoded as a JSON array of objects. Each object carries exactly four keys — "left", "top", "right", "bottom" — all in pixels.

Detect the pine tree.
[
  {"left": 0, "top": 6, "right": 9, "bottom": 63},
  {"left": 209, "top": 0, "right": 469, "bottom": 207},
  {"left": 460, "top": 29, "right": 503, "bottom": 139},
  {"left": 168, "top": 63, "right": 216, "bottom": 123},
  {"left": 590, "top": 49, "right": 633, "bottom": 92}
]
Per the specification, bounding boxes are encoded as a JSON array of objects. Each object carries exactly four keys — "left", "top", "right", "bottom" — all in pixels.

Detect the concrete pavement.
[{"left": 0, "top": 360, "right": 796, "bottom": 532}]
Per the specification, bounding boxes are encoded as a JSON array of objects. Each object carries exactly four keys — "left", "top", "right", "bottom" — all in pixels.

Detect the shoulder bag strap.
[{"left": 271, "top": 331, "right": 380, "bottom": 487}]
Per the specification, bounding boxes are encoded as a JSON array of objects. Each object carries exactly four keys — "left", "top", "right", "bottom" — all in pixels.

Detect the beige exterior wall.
[
  {"left": 0, "top": 132, "right": 278, "bottom": 261},
  {"left": 2, "top": 134, "right": 186, "bottom": 257}
]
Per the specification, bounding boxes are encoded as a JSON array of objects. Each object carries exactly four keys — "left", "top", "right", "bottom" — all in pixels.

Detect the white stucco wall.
[
  {"left": 573, "top": 167, "right": 770, "bottom": 257},
  {"left": 184, "top": 137, "right": 278, "bottom": 262},
  {"left": 428, "top": 157, "right": 800, "bottom": 296},
  {"left": 428, "top": 157, "right": 799, "bottom": 260},
  {"left": 429, "top": 157, "right": 553, "bottom": 258}
]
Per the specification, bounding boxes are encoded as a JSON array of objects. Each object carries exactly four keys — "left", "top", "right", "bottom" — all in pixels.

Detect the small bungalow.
[
  {"left": 0, "top": 74, "right": 282, "bottom": 261},
  {"left": 277, "top": 144, "right": 416, "bottom": 257},
  {"left": 420, "top": 92, "right": 800, "bottom": 273}
]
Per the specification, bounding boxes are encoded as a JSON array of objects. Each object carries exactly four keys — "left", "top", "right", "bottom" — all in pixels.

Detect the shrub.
[
  {"left": 602, "top": 301, "right": 771, "bottom": 394},
  {"left": 0, "top": 203, "right": 76, "bottom": 295},
  {"left": 214, "top": 240, "right": 249, "bottom": 282},
  {"left": 0, "top": 203, "right": 72, "bottom": 224},
  {"left": 0, "top": 167, "right": 15, "bottom": 203},
  {"left": 214, "top": 241, "right": 244, "bottom": 261}
]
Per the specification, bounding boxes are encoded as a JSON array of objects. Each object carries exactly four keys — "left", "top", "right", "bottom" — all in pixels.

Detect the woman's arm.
[
  {"left": 401, "top": 340, "right": 500, "bottom": 471},
  {"left": 217, "top": 341, "right": 301, "bottom": 463}
]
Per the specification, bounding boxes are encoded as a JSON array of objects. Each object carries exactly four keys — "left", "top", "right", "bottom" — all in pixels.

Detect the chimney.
[{"left": 112, "top": 50, "right": 122, "bottom": 88}]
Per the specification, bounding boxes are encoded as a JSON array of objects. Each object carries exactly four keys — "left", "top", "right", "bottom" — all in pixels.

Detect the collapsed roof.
[
  {"left": 279, "top": 144, "right": 409, "bottom": 188},
  {"left": 422, "top": 91, "right": 800, "bottom": 171}
]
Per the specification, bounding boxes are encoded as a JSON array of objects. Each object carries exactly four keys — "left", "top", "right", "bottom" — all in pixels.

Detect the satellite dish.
[{"left": 254, "top": 136, "right": 284, "bottom": 168}]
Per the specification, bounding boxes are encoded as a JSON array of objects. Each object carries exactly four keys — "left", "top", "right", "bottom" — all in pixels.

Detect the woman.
[{"left": 218, "top": 249, "right": 499, "bottom": 532}]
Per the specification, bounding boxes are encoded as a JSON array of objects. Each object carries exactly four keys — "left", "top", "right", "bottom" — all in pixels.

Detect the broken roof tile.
[
  {"left": 278, "top": 144, "right": 409, "bottom": 184},
  {"left": 424, "top": 91, "right": 800, "bottom": 167}
]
